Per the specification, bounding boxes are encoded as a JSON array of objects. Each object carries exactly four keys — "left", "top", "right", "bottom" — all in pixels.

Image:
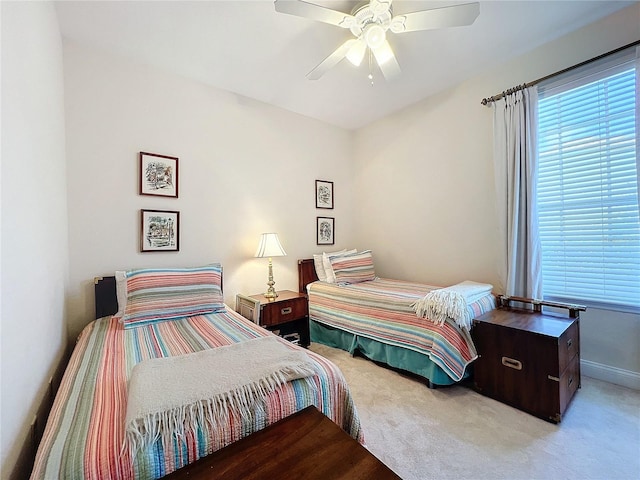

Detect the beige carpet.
[{"left": 309, "top": 343, "right": 640, "bottom": 480}]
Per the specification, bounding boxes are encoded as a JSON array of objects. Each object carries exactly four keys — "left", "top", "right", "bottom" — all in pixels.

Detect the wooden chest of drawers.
[{"left": 472, "top": 300, "right": 583, "bottom": 423}]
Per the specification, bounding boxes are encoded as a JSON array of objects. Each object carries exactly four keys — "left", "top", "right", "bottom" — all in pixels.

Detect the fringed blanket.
[
  {"left": 413, "top": 281, "right": 493, "bottom": 330},
  {"left": 124, "top": 336, "right": 316, "bottom": 455}
]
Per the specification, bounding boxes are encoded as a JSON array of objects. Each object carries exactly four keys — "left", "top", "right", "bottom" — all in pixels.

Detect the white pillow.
[
  {"left": 323, "top": 249, "right": 357, "bottom": 283},
  {"left": 313, "top": 254, "right": 328, "bottom": 282},
  {"left": 313, "top": 249, "right": 346, "bottom": 282},
  {"left": 114, "top": 270, "right": 127, "bottom": 317}
]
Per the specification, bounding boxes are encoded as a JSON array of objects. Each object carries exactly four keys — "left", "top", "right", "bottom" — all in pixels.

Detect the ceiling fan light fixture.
[
  {"left": 346, "top": 39, "right": 366, "bottom": 66},
  {"left": 389, "top": 16, "right": 406, "bottom": 33},
  {"left": 364, "top": 23, "right": 386, "bottom": 49},
  {"left": 273, "top": 0, "right": 480, "bottom": 81}
]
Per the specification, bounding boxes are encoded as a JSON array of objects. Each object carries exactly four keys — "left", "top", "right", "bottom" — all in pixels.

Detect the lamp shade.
[
  {"left": 254, "top": 233, "right": 287, "bottom": 258},
  {"left": 364, "top": 23, "right": 386, "bottom": 50}
]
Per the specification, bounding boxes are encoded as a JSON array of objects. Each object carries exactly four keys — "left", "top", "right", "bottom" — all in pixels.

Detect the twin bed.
[
  {"left": 32, "top": 256, "right": 495, "bottom": 478},
  {"left": 31, "top": 266, "right": 362, "bottom": 480},
  {"left": 298, "top": 257, "right": 496, "bottom": 387}
]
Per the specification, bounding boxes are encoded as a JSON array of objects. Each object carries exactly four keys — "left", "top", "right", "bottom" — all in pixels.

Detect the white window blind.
[{"left": 537, "top": 47, "right": 640, "bottom": 311}]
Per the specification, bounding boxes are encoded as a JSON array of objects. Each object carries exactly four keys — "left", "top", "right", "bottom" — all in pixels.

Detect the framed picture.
[
  {"left": 141, "top": 209, "right": 180, "bottom": 252},
  {"left": 315, "top": 180, "right": 334, "bottom": 209},
  {"left": 140, "top": 152, "right": 179, "bottom": 198},
  {"left": 317, "top": 216, "right": 335, "bottom": 245}
]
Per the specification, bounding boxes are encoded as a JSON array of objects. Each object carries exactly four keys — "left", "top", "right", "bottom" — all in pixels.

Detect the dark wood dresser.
[
  {"left": 163, "top": 405, "right": 400, "bottom": 479},
  {"left": 472, "top": 297, "right": 585, "bottom": 423}
]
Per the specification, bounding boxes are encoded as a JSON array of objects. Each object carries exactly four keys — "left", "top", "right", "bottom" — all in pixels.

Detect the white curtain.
[{"left": 492, "top": 86, "right": 542, "bottom": 299}]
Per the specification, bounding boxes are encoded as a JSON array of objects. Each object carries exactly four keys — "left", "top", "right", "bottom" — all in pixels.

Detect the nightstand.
[
  {"left": 472, "top": 297, "right": 584, "bottom": 423},
  {"left": 237, "top": 290, "right": 310, "bottom": 348}
]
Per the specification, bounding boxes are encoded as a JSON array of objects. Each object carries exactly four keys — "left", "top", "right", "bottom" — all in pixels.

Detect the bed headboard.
[
  {"left": 94, "top": 276, "right": 118, "bottom": 319},
  {"left": 298, "top": 259, "right": 318, "bottom": 294}
]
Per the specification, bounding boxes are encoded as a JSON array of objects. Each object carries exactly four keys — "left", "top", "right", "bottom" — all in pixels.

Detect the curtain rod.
[{"left": 480, "top": 39, "right": 640, "bottom": 106}]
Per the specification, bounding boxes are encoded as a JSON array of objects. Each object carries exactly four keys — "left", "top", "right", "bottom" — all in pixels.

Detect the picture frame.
[
  {"left": 140, "top": 209, "right": 180, "bottom": 252},
  {"left": 315, "top": 180, "right": 334, "bottom": 209},
  {"left": 317, "top": 216, "right": 335, "bottom": 245},
  {"left": 140, "top": 152, "right": 179, "bottom": 198}
]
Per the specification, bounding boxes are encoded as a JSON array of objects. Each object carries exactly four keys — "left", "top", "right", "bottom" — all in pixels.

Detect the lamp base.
[
  {"left": 264, "top": 259, "right": 278, "bottom": 299},
  {"left": 263, "top": 289, "right": 278, "bottom": 299}
]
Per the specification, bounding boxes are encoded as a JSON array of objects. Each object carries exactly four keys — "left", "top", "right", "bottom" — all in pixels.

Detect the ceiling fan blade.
[
  {"left": 274, "top": 0, "right": 354, "bottom": 28},
  {"left": 391, "top": 2, "right": 479, "bottom": 34},
  {"left": 372, "top": 40, "right": 401, "bottom": 81},
  {"left": 307, "top": 39, "right": 358, "bottom": 80}
]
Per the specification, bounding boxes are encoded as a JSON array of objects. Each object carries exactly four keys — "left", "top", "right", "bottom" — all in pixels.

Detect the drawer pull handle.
[
  {"left": 548, "top": 375, "right": 560, "bottom": 382},
  {"left": 567, "top": 338, "right": 573, "bottom": 348},
  {"left": 568, "top": 376, "right": 574, "bottom": 386},
  {"left": 281, "top": 307, "right": 292, "bottom": 315},
  {"left": 501, "top": 357, "right": 522, "bottom": 370}
]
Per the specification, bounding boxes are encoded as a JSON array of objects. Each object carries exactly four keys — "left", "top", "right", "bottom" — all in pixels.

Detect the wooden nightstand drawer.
[
  {"left": 559, "top": 354, "right": 580, "bottom": 413},
  {"left": 558, "top": 320, "right": 579, "bottom": 373},
  {"left": 260, "top": 296, "right": 307, "bottom": 326}
]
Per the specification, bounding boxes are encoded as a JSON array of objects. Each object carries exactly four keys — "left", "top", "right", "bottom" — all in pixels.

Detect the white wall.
[
  {"left": 352, "top": 81, "right": 500, "bottom": 288},
  {"left": 63, "top": 41, "right": 355, "bottom": 341},
  {"left": 353, "top": 4, "right": 640, "bottom": 383},
  {"left": 0, "top": 1, "right": 69, "bottom": 475}
]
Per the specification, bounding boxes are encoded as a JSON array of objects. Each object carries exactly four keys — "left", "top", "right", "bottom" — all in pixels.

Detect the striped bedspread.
[
  {"left": 308, "top": 278, "right": 496, "bottom": 381},
  {"left": 31, "top": 310, "right": 362, "bottom": 479}
]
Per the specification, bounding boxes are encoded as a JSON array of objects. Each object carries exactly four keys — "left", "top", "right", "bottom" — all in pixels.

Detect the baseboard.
[{"left": 581, "top": 359, "right": 640, "bottom": 390}]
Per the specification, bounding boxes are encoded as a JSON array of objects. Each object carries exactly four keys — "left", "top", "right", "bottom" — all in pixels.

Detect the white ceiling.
[{"left": 55, "top": 0, "right": 635, "bottom": 130}]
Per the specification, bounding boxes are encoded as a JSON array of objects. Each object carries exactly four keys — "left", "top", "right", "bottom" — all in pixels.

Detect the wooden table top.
[
  {"left": 164, "top": 405, "right": 401, "bottom": 480},
  {"left": 474, "top": 307, "right": 576, "bottom": 338}
]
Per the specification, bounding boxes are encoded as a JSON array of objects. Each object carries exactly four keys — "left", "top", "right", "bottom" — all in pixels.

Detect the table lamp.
[{"left": 255, "top": 233, "right": 287, "bottom": 299}]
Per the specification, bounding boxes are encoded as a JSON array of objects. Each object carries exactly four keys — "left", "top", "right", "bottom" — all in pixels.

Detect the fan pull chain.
[{"left": 368, "top": 49, "right": 374, "bottom": 86}]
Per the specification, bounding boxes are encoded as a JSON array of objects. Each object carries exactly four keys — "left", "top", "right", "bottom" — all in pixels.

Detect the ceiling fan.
[{"left": 274, "top": 0, "right": 480, "bottom": 81}]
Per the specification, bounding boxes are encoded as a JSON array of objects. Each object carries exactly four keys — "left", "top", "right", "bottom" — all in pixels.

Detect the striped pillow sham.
[
  {"left": 323, "top": 249, "right": 357, "bottom": 283},
  {"left": 330, "top": 250, "right": 376, "bottom": 285},
  {"left": 121, "top": 264, "right": 224, "bottom": 329}
]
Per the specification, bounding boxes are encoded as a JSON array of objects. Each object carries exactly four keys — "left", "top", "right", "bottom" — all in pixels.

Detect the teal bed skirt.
[{"left": 310, "top": 319, "right": 469, "bottom": 386}]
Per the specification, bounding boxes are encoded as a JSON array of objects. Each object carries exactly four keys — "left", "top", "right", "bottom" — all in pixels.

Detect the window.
[{"left": 537, "top": 47, "right": 640, "bottom": 311}]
